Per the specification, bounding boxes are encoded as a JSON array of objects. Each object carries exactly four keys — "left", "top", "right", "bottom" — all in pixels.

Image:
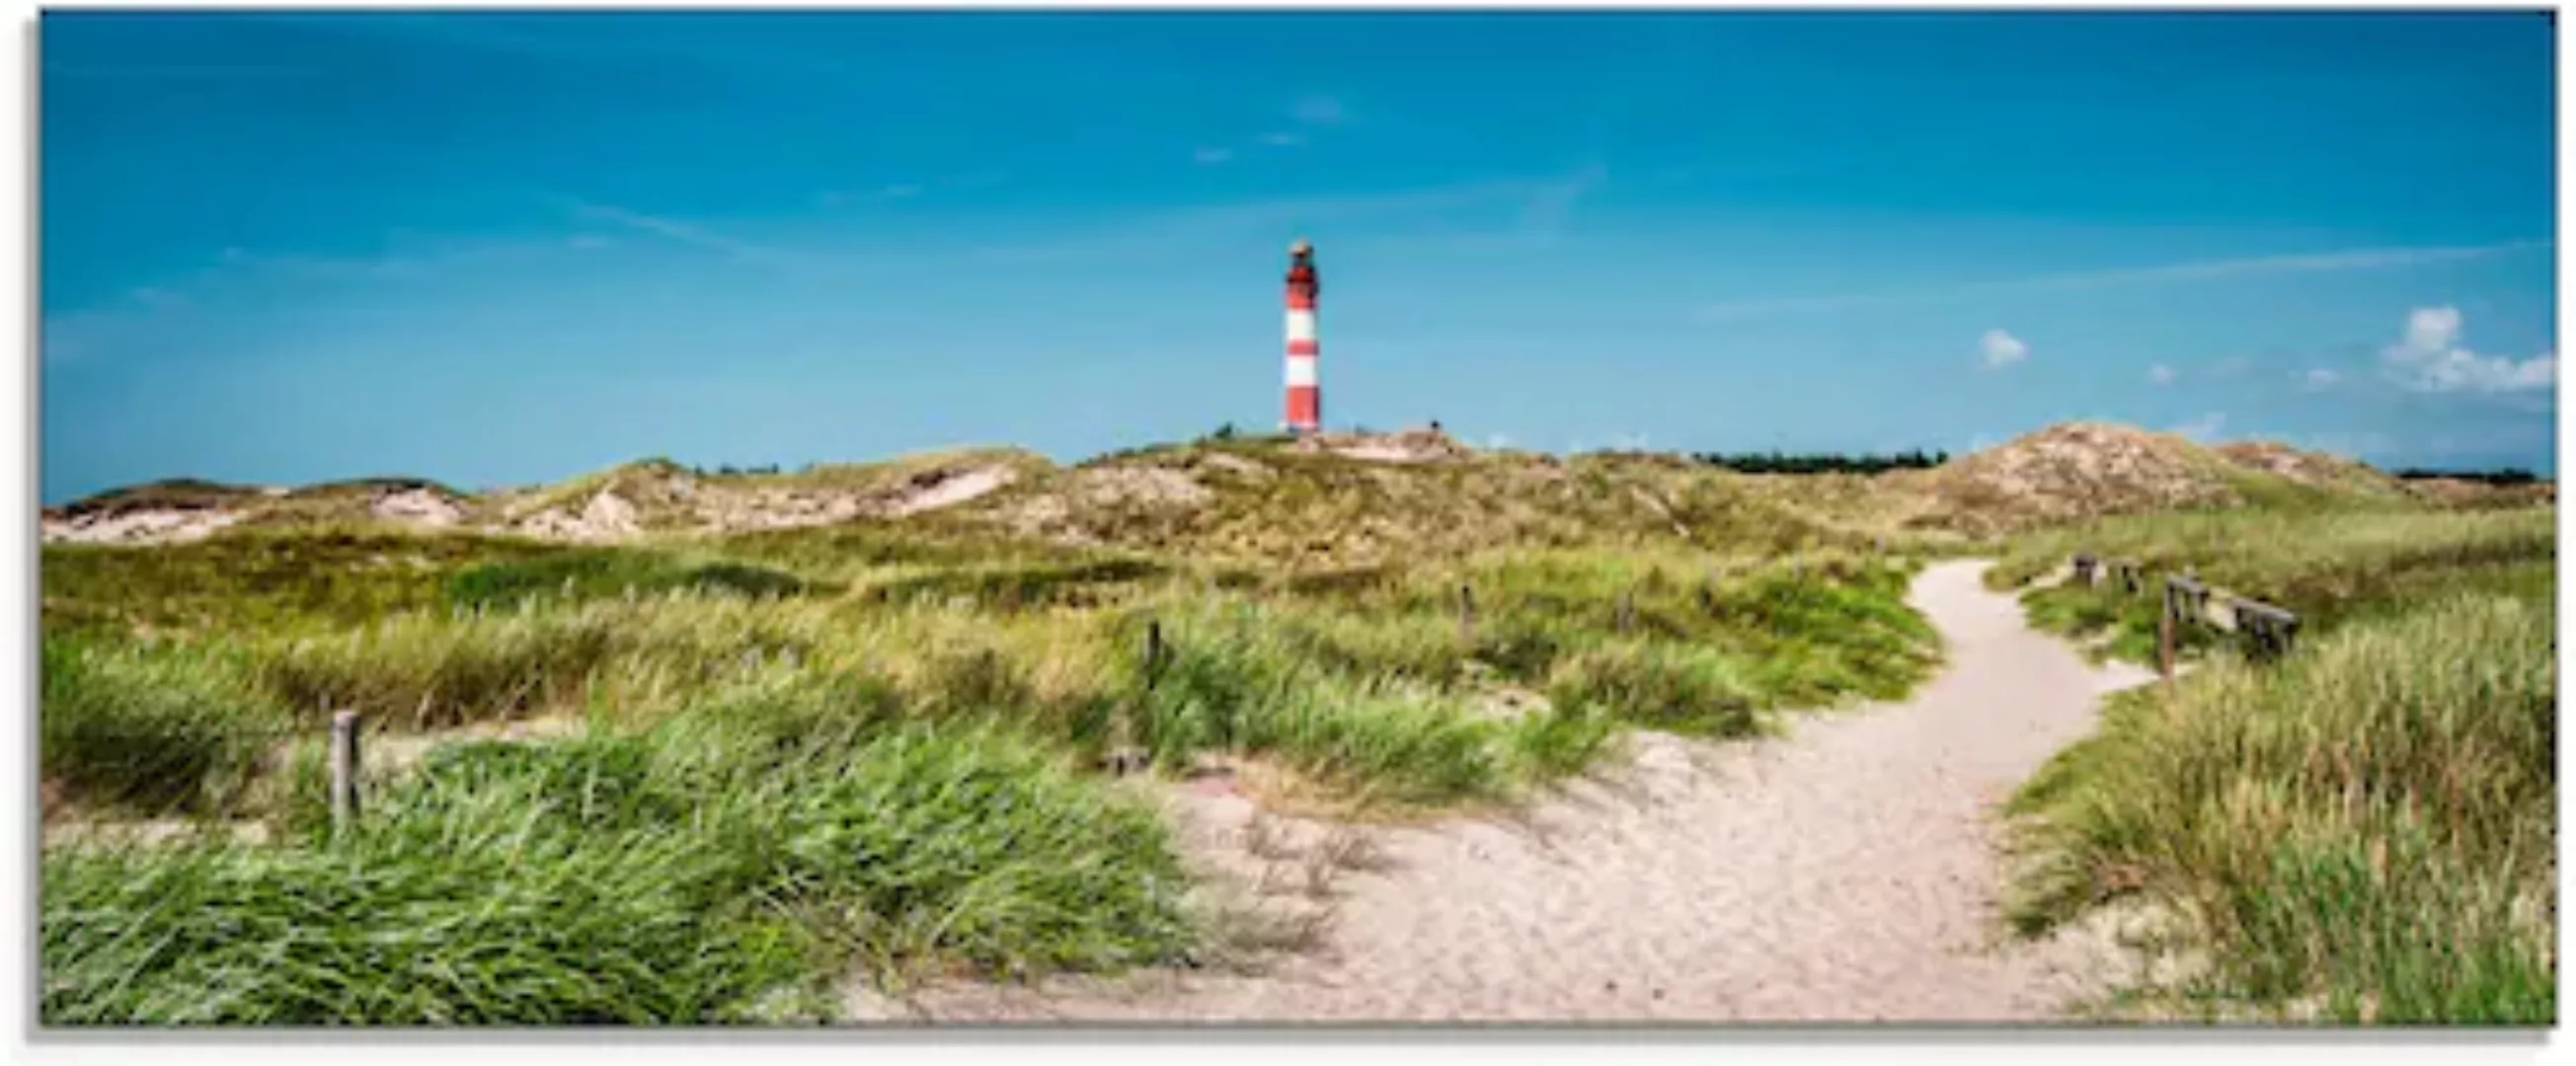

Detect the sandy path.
[{"left": 879, "top": 559, "right": 2155, "bottom": 1024}]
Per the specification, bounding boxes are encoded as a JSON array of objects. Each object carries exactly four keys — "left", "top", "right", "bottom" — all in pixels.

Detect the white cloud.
[
  {"left": 1193, "top": 146, "right": 1233, "bottom": 165},
  {"left": 1485, "top": 432, "right": 1514, "bottom": 450},
  {"left": 2147, "top": 363, "right": 2176, "bottom": 386},
  {"left": 2169, "top": 412, "right": 2227, "bottom": 442},
  {"left": 2301, "top": 367, "right": 2341, "bottom": 390},
  {"left": 1257, "top": 131, "right": 1305, "bottom": 148},
  {"left": 1981, "top": 329, "right": 2029, "bottom": 369},
  {"left": 2380, "top": 305, "right": 2555, "bottom": 393}
]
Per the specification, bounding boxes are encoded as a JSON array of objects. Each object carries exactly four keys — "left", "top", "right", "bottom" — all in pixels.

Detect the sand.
[{"left": 869, "top": 559, "right": 2158, "bottom": 1024}]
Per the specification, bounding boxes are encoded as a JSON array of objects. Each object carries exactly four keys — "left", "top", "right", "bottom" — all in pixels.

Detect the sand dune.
[{"left": 868, "top": 560, "right": 2157, "bottom": 1025}]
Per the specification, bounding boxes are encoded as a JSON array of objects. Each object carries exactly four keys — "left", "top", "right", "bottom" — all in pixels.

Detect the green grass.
[
  {"left": 1989, "top": 507, "right": 2554, "bottom": 667},
  {"left": 2005, "top": 589, "right": 2554, "bottom": 1023},
  {"left": 41, "top": 638, "right": 290, "bottom": 817},
  {"left": 41, "top": 499, "right": 1950, "bottom": 1024},
  {"left": 1992, "top": 505, "right": 2558, "bottom": 1022},
  {"left": 40, "top": 527, "right": 561, "bottom": 637},
  {"left": 443, "top": 549, "right": 813, "bottom": 610},
  {"left": 43, "top": 696, "right": 1197, "bottom": 1026}
]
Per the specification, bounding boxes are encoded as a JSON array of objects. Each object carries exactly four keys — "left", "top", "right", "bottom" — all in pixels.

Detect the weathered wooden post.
[
  {"left": 1458, "top": 583, "right": 1477, "bottom": 647},
  {"left": 1615, "top": 588, "right": 1636, "bottom": 635},
  {"left": 2158, "top": 579, "right": 2178, "bottom": 694},
  {"left": 329, "top": 710, "right": 361, "bottom": 839},
  {"left": 2233, "top": 600, "right": 2298, "bottom": 663},
  {"left": 1105, "top": 621, "right": 1161, "bottom": 777}
]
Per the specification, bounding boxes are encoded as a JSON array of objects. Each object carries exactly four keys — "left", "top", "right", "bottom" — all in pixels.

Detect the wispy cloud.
[
  {"left": 1515, "top": 164, "right": 1607, "bottom": 248},
  {"left": 2300, "top": 367, "right": 2342, "bottom": 391},
  {"left": 1290, "top": 96, "right": 1348, "bottom": 126},
  {"left": 2147, "top": 363, "right": 2177, "bottom": 386},
  {"left": 817, "top": 182, "right": 934, "bottom": 209},
  {"left": 2380, "top": 305, "right": 2555, "bottom": 394},
  {"left": 1193, "top": 146, "right": 1235, "bottom": 166},
  {"left": 1256, "top": 131, "right": 1306, "bottom": 148},
  {"left": 1980, "top": 328, "right": 2029, "bottom": 369},
  {"left": 964, "top": 174, "right": 1577, "bottom": 265},
  {"left": 564, "top": 198, "right": 788, "bottom": 264},
  {"left": 1700, "top": 240, "right": 2547, "bottom": 321}
]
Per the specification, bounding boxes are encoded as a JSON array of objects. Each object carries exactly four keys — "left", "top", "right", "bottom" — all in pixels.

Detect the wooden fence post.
[
  {"left": 1458, "top": 583, "right": 1478, "bottom": 647},
  {"left": 2158, "top": 581, "right": 2177, "bottom": 694},
  {"left": 1615, "top": 588, "right": 1636, "bottom": 634},
  {"left": 1143, "top": 619, "right": 1165, "bottom": 691},
  {"left": 330, "top": 710, "right": 361, "bottom": 839}
]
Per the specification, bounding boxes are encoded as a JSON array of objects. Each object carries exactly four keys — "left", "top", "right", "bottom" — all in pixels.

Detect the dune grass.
[
  {"left": 1991, "top": 503, "right": 2557, "bottom": 1024},
  {"left": 41, "top": 638, "right": 290, "bottom": 817},
  {"left": 1988, "top": 507, "right": 2554, "bottom": 665},
  {"left": 42, "top": 692, "right": 1197, "bottom": 1026},
  {"left": 40, "top": 504, "right": 1947, "bottom": 1024},
  {"left": 2005, "top": 590, "right": 2555, "bottom": 1024}
]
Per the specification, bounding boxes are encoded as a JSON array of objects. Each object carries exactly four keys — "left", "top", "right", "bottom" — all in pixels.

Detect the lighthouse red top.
[{"left": 1286, "top": 242, "right": 1318, "bottom": 310}]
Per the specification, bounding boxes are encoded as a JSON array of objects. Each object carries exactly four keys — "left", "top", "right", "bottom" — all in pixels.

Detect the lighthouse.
[{"left": 1284, "top": 238, "right": 1322, "bottom": 434}]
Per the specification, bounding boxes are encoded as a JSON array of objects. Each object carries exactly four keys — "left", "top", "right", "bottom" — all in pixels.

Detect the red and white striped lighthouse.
[{"left": 1284, "top": 238, "right": 1322, "bottom": 434}]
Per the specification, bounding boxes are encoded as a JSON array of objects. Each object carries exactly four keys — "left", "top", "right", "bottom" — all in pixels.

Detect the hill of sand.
[
  {"left": 1893, "top": 422, "right": 2245, "bottom": 536},
  {"left": 40, "top": 421, "right": 2541, "bottom": 553},
  {"left": 2211, "top": 440, "right": 2408, "bottom": 496}
]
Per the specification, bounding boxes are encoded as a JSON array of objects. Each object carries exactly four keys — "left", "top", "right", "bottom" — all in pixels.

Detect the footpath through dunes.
[{"left": 874, "top": 560, "right": 2158, "bottom": 1024}]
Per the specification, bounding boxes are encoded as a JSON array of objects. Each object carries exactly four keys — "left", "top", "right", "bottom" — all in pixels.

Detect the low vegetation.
[
  {"left": 1991, "top": 503, "right": 2555, "bottom": 1024},
  {"left": 1988, "top": 507, "right": 2552, "bottom": 663},
  {"left": 39, "top": 439, "right": 1958, "bottom": 1024},
  {"left": 41, "top": 421, "right": 2550, "bottom": 1025},
  {"left": 44, "top": 698, "right": 1197, "bottom": 1024},
  {"left": 1694, "top": 448, "right": 1949, "bottom": 475}
]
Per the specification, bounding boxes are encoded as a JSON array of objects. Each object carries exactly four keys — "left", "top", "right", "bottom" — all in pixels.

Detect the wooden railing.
[{"left": 2065, "top": 553, "right": 2303, "bottom": 687}]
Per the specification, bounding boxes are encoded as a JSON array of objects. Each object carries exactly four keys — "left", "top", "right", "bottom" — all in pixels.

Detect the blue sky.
[{"left": 39, "top": 9, "right": 2560, "bottom": 502}]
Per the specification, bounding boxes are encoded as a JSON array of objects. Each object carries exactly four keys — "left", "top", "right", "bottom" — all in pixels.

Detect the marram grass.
[
  {"left": 2005, "top": 590, "right": 2555, "bottom": 1024},
  {"left": 43, "top": 697, "right": 1198, "bottom": 1026}
]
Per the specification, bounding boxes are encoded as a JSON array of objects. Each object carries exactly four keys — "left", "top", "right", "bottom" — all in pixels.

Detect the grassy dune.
[
  {"left": 39, "top": 462, "right": 1948, "bottom": 1023},
  {"left": 1991, "top": 505, "right": 2556, "bottom": 1023},
  {"left": 45, "top": 427, "right": 2542, "bottom": 1024}
]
